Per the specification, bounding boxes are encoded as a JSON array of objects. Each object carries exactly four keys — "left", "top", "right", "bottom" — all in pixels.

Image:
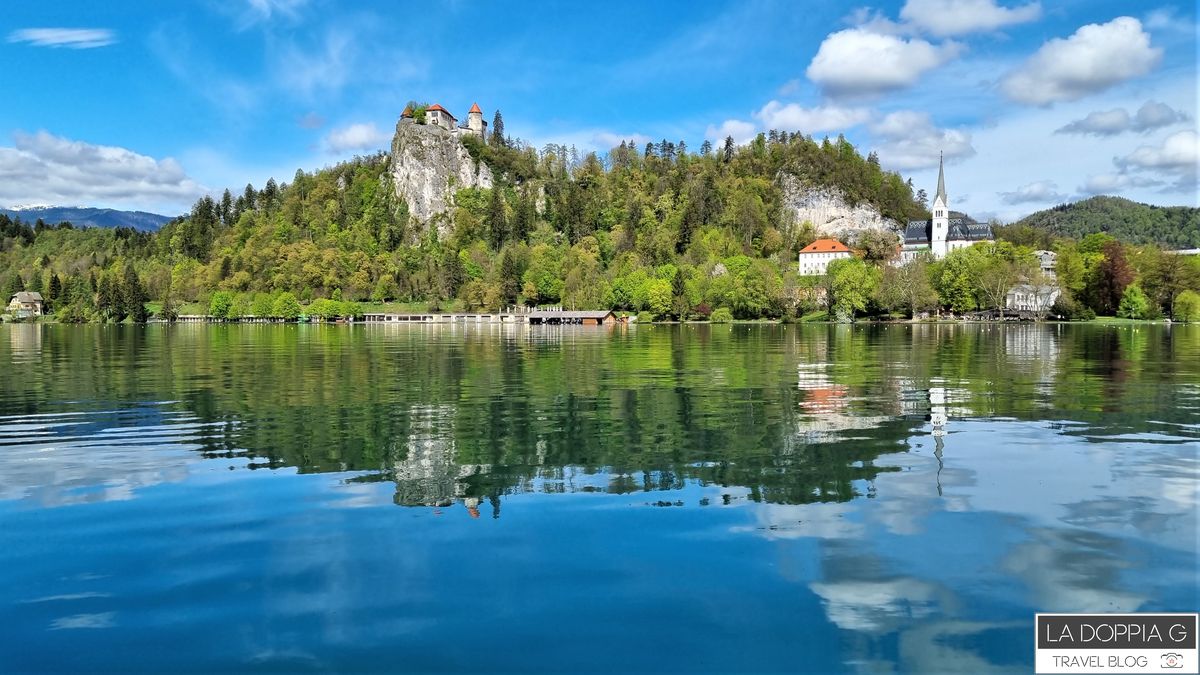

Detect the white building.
[
  {"left": 1033, "top": 250, "right": 1057, "bottom": 279},
  {"left": 798, "top": 238, "right": 852, "bottom": 276},
  {"left": 900, "top": 154, "right": 994, "bottom": 263},
  {"left": 1006, "top": 284, "right": 1060, "bottom": 313}
]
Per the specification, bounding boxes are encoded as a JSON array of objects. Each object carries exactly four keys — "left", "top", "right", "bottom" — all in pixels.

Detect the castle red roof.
[
  {"left": 426, "top": 103, "right": 455, "bottom": 118},
  {"left": 800, "top": 239, "right": 851, "bottom": 254},
  {"left": 468, "top": 102, "right": 482, "bottom": 114}
]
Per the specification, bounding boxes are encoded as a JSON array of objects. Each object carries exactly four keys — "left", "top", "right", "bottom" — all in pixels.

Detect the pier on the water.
[{"left": 174, "top": 308, "right": 621, "bottom": 325}]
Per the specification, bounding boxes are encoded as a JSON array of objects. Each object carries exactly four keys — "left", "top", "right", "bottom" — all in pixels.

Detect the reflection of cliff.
[{"left": 391, "top": 404, "right": 491, "bottom": 508}]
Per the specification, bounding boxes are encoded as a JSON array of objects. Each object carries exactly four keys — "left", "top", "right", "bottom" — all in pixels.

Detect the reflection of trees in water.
[{"left": 2, "top": 324, "right": 1197, "bottom": 512}]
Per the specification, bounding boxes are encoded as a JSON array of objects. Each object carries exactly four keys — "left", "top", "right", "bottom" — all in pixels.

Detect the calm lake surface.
[{"left": 0, "top": 323, "right": 1197, "bottom": 674}]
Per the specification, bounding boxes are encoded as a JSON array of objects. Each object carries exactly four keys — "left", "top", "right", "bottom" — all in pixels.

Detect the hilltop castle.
[
  {"left": 899, "top": 153, "right": 994, "bottom": 263},
  {"left": 401, "top": 102, "right": 488, "bottom": 138}
]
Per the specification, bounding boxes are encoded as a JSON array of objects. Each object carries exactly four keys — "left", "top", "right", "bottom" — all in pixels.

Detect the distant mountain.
[
  {"left": 0, "top": 205, "right": 176, "bottom": 231},
  {"left": 1015, "top": 196, "right": 1200, "bottom": 249}
]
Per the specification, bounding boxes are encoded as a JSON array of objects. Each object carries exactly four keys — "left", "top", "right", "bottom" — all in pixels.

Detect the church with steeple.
[{"left": 899, "top": 154, "right": 994, "bottom": 263}]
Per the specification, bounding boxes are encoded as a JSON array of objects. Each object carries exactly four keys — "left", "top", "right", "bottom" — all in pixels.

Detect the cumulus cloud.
[
  {"left": 806, "top": 28, "right": 962, "bottom": 98},
  {"left": 1055, "top": 101, "right": 1189, "bottom": 136},
  {"left": 868, "top": 111, "right": 975, "bottom": 169},
  {"left": 999, "top": 180, "right": 1067, "bottom": 204},
  {"left": 0, "top": 131, "right": 204, "bottom": 211},
  {"left": 1000, "top": 17, "right": 1162, "bottom": 106},
  {"left": 1079, "top": 172, "right": 1162, "bottom": 195},
  {"left": 755, "top": 102, "right": 872, "bottom": 134},
  {"left": 7, "top": 28, "right": 116, "bottom": 49},
  {"left": 1054, "top": 108, "right": 1131, "bottom": 136},
  {"left": 1132, "top": 101, "right": 1190, "bottom": 132},
  {"left": 1113, "top": 128, "right": 1200, "bottom": 174},
  {"left": 705, "top": 119, "right": 757, "bottom": 145},
  {"left": 900, "top": 0, "right": 1042, "bottom": 37},
  {"left": 323, "top": 123, "right": 390, "bottom": 153}
]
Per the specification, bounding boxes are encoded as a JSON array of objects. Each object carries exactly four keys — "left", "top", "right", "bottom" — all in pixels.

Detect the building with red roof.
[{"left": 798, "top": 238, "right": 852, "bottom": 276}]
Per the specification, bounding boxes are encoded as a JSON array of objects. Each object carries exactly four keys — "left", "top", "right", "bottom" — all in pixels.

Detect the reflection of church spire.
[{"left": 934, "top": 435, "right": 944, "bottom": 497}]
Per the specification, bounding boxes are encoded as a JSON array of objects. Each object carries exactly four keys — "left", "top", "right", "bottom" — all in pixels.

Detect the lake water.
[{"left": 0, "top": 323, "right": 1196, "bottom": 673}]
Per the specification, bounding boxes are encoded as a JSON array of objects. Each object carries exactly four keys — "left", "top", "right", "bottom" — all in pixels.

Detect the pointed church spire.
[{"left": 935, "top": 151, "right": 947, "bottom": 205}]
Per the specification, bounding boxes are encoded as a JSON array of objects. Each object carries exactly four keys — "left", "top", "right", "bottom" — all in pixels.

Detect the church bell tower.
[{"left": 931, "top": 152, "right": 949, "bottom": 258}]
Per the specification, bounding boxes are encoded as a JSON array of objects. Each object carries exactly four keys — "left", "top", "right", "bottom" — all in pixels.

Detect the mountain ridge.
[
  {"left": 0, "top": 206, "right": 175, "bottom": 232},
  {"left": 1014, "top": 195, "right": 1199, "bottom": 249}
]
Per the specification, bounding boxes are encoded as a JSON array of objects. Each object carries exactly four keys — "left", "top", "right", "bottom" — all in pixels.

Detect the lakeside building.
[
  {"left": 401, "top": 102, "right": 488, "bottom": 138},
  {"left": 798, "top": 239, "right": 853, "bottom": 276},
  {"left": 900, "top": 154, "right": 994, "bottom": 263},
  {"left": 1006, "top": 284, "right": 1061, "bottom": 313},
  {"left": 1033, "top": 250, "right": 1057, "bottom": 279},
  {"left": 7, "top": 291, "right": 43, "bottom": 318}
]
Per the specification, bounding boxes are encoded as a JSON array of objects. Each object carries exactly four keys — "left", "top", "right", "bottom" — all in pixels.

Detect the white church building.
[{"left": 900, "top": 154, "right": 994, "bottom": 263}]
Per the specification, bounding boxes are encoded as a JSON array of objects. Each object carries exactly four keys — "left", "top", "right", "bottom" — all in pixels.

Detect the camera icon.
[{"left": 1162, "top": 652, "right": 1184, "bottom": 668}]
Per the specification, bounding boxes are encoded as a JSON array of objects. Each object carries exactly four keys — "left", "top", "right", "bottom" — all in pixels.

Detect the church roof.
[
  {"left": 800, "top": 238, "right": 851, "bottom": 254},
  {"left": 904, "top": 215, "right": 994, "bottom": 245},
  {"left": 935, "top": 151, "right": 947, "bottom": 205},
  {"left": 468, "top": 102, "right": 482, "bottom": 114}
]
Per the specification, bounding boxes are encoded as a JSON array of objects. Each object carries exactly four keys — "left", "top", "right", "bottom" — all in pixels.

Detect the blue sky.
[{"left": 0, "top": 0, "right": 1195, "bottom": 220}]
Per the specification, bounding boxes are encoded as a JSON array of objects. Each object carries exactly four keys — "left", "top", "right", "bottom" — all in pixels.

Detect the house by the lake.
[
  {"left": 7, "top": 291, "right": 44, "bottom": 318},
  {"left": 798, "top": 238, "right": 852, "bottom": 276}
]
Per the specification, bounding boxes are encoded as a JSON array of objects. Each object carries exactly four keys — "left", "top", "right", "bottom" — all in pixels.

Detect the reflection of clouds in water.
[
  {"left": 898, "top": 620, "right": 1028, "bottom": 675},
  {"left": 1002, "top": 527, "right": 1146, "bottom": 613},
  {"left": 735, "top": 502, "right": 865, "bottom": 541},
  {"left": 49, "top": 612, "right": 115, "bottom": 630},
  {"left": 810, "top": 577, "right": 943, "bottom": 633},
  {"left": 0, "top": 411, "right": 215, "bottom": 506}
]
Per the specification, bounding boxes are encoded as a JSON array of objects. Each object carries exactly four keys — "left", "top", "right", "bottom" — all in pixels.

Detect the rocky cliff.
[
  {"left": 778, "top": 173, "right": 899, "bottom": 240},
  {"left": 389, "top": 120, "right": 493, "bottom": 231}
]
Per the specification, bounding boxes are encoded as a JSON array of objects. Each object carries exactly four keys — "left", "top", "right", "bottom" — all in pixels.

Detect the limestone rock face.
[
  {"left": 389, "top": 119, "right": 493, "bottom": 231},
  {"left": 778, "top": 173, "right": 898, "bottom": 241}
]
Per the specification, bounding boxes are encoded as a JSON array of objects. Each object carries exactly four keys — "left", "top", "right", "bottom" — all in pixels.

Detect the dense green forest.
[
  {"left": 1011, "top": 195, "right": 1200, "bottom": 249},
  {"left": 2, "top": 118, "right": 1199, "bottom": 323}
]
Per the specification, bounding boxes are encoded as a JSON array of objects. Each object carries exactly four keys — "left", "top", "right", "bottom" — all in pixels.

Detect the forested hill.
[
  {"left": 0, "top": 206, "right": 173, "bottom": 231},
  {"left": 1, "top": 119, "right": 930, "bottom": 321},
  {"left": 1014, "top": 196, "right": 1200, "bottom": 249}
]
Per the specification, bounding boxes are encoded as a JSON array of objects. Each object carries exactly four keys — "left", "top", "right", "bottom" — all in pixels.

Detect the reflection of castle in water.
[{"left": 391, "top": 404, "right": 491, "bottom": 511}]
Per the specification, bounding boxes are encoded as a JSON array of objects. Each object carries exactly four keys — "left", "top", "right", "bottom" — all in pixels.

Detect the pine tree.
[
  {"left": 122, "top": 263, "right": 149, "bottom": 324},
  {"left": 491, "top": 110, "right": 505, "bottom": 146},
  {"left": 700, "top": 140, "right": 713, "bottom": 156},
  {"left": 220, "top": 189, "right": 234, "bottom": 224},
  {"left": 499, "top": 249, "right": 520, "bottom": 305},
  {"left": 47, "top": 273, "right": 63, "bottom": 311},
  {"left": 487, "top": 187, "right": 508, "bottom": 250},
  {"left": 723, "top": 136, "right": 735, "bottom": 163},
  {"left": 512, "top": 189, "right": 534, "bottom": 243}
]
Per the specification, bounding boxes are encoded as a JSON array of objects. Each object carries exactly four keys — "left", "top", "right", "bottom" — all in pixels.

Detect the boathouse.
[{"left": 528, "top": 310, "right": 617, "bottom": 325}]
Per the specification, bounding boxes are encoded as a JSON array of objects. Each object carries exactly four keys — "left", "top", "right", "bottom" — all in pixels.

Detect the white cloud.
[
  {"left": 869, "top": 111, "right": 975, "bottom": 169},
  {"left": 1113, "top": 128, "right": 1200, "bottom": 174},
  {"left": 1000, "top": 17, "right": 1162, "bottom": 106},
  {"left": 899, "top": 0, "right": 1041, "bottom": 37},
  {"left": 1132, "top": 101, "right": 1190, "bottom": 132},
  {"left": 806, "top": 28, "right": 962, "bottom": 98},
  {"left": 1056, "top": 100, "right": 1189, "bottom": 136},
  {"left": 705, "top": 119, "right": 758, "bottom": 145},
  {"left": 323, "top": 123, "right": 390, "bottom": 153},
  {"left": 1079, "top": 172, "right": 1162, "bottom": 195},
  {"left": 755, "top": 102, "right": 872, "bottom": 134},
  {"left": 592, "top": 131, "right": 653, "bottom": 151},
  {"left": 0, "top": 131, "right": 205, "bottom": 212},
  {"left": 7, "top": 28, "right": 116, "bottom": 49},
  {"left": 998, "top": 180, "right": 1067, "bottom": 204},
  {"left": 1054, "top": 108, "right": 1132, "bottom": 136}
]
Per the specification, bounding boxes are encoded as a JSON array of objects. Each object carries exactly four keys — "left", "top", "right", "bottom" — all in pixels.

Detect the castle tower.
[
  {"left": 467, "top": 102, "right": 487, "bottom": 138},
  {"left": 930, "top": 151, "right": 949, "bottom": 258}
]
